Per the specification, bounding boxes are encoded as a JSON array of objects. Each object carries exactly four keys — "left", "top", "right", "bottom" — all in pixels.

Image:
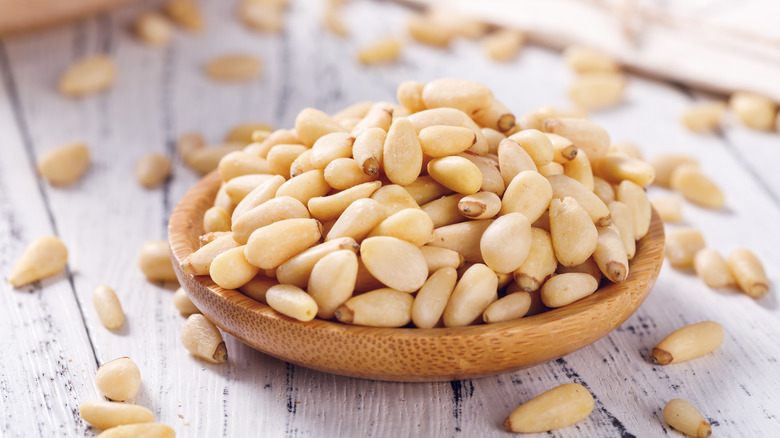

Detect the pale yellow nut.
[
  {"left": 335, "top": 288, "right": 414, "bottom": 327},
  {"left": 652, "top": 321, "right": 723, "bottom": 365},
  {"left": 308, "top": 250, "right": 358, "bottom": 319},
  {"left": 357, "top": 37, "right": 401, "bottom": 65},
  {"left": 569, "top": 72, "right": 626, "bottom": 110},
  {"left": 203, "top": 206, "right": 231, "bottom": 233},
  {"left": 231, "top": 196, "right": 309, "bottom": 244},
  {"left": 173, "top": 287, "right": 200, "bottom": 316},
  {"left": 649, "top": 154, "right": 698, "bottom": 188},
  {"left": 472, "top": 98, "right": 516, "bottom": 133},
  {"left": 359, "top": 236, "right": 428, "bottom": 292},
  {"left": 164, "top": 0, "right": 204, "bottom": 31},
  {"left": 367, "top": 208, "right": 433, "bottom": 246},
  {"left": 498, "top": 138, "right": 537, "bottom": 186},
  {"left": 351, "top": 105, "right": 394, "bottom": 138},
  {"left": 670, "top": 164, "right": 724, "bottom": 209},
  {"left": 549, "top": 197, "right": 598, "bottom": 267},
  {"left": 406, "top": 13, "right": 453, "bottom": 47},
  {"left": 199, "top": 231, "right": 230, "bottom": 246},
  {"left": 310, "top": 132, "right": 355, "bottom": 169},
  {"left": 244, "top": 218, "right": 322, "bottom": 270},
  {"left": 516, "top": 106, "right": 557, "bottom": 131},
  {"left": 95, "top": 357, "right": 141, "bottom": 401},
  {"left": 218, "top": 150, "right": 271, "bottom": 182},
  {"left": 543, "top": 118, "right": 610, "bottom": 163},
  {"left": 427, "top": 7, "right": 487, "bottom": 39},
  {"left": 727, "top": 248, "right": 770, "bottom": 298},
  {"left": 133, "top": 12, "right": 173, "bottom": 46},
  {"left": 549, "top": 175, "right": 611, "bottom": 227},
  {"left": 480, "top": 213, "right": 532, "bottom": 274},
  {"left": 483, "top": 291, "right": 531, "bottom": 324},
  {"left": 275, "top": 238, "right": 358, "bottom": 288},
  {"left": 231, "top": 175, "right": 286, "bottom": 223},
  {"left": 420, "top": 246, "right": 464, "bottom": 274},
  {"left": 418, "top": 125, "right": 476, "bottom": 157},
  {"left": 353, "top": 256, "right": 385, "bottom": 292},
  {"left": 607, "top": 201, "right": 636, "bottom": 260},
  {"left": 248, "top": 129, "right": 302, "bottom": 158},
  {"left": 406, "top": 108, "right": 489, "bottom": 154},
  {"left": 616, "top": 180, "right": 651, "bottom": 240},
  {"left": 366, "top": 183, "right": 419, "bottom": 214},
  {"left": 563, "top": 46, "right": 619, "bottom": 73},
  {"left": 266, "top": 144, "right": 307, "bottom": 179},
  {"left": 483, "top": 28, "right": 525, "bottom": 62},
  {"left": 324, "top": 158, "right": 377, "bottom": 190},
  {"left": 693, "top": 248, "right": 735, "bottom": 289},
  {"left": 176, "top": 132, "right": 205, "bottom": 159},
  {"left": 323, "top": 5, "right": 348, "bottom": 36},
  {"left": 593, "top": 226, "right": 628, "bottom": 282},
  {"left": 239, "top": 0, "right": 284, "bottom": 33},
  {"left": 507, "top": 129, "right": 554, "bottom": 167},
  {"left": 458, "top": 152, "right": 505, "bottom": 197},
  {"left": 595, "top": 153, "right": 655, "bottom": 187},
  {"left": 265, "top": 284, "right": 318, "bottom": 322},
  {"left": 421, "top": 193, "right": 467, "bottom": 228},
  {"left": 458, "top": 191, "right": 501, "bottom": 220},
  {"left": 556, "top": 257, "right": 602, "bottom": 284},
  {"left": 729, "top": 91, "right": 777, "bottom": 131},
  {"left": 426, "top": 156, "right": 482, "bottom": 195},
  {"left": 545, "top": 133, "right": 578, "bottom": 163},
  {"left": 37, "top": 142, "right": 90, "bottom": 186},
  {"left": 513, "top": 228, "right": 556, "bottom": 292},
  {"left": 482, "top": 128, "right": 506, "bottom": 155},
  {"left": 681, "top": 101, "right": 725, "bottom": 132},
  {"left": 562, "top": 148, "right": 594, "bottom": 191},
  {"left": 308, "top": 181, "right": 382, "bottom": 221},
  {"left": 410, "top": 267, "right": 457, "bottom": 328},
  {"left": 239, "top": 274, "right": 278, "bottom": 304},
  {"left": 500, "top": 170, "right": 552, "bottom": 222},
  {"left": 593, "top": 177, "right": 615, "bottom": 205},
  {"left": 205, "top": 54, "right": 262, "bottom": 81},
  {"left": 78, "top": 400, "right": 154, "bottom": 431},
  {"left": 442, "top": 263, "right": 498, "bottom": 327},
  {"left": 295, "top": 107, "right": 348, "bottom": 148},
  {"left": 209, "top": 246, "right": 260, "bottom": 290},
  {"left": 58, "top": 55, "right": 117, "bottom": 97},
  {"left": 504, "top": 383, "right": 594, "bottom": 433},
  {"left": 429, "top": 220, "right": 492, "bottom": 263},
  {"left": 541, "top": 272, "right": 599, "bottom": 307},
  {"left": 403, "top": 176, "right": 451, "bottom": 205},
  {"left": 225, "top": 122, "right": 272, "bottom": 144},
  {"left": 352, "top": 127, "right": 386, "bottom": 176},
  {"left": 180, "top": 314, "right": 227, "bottom": 364},
  {"left": 326, "top": 198, "right": 387, "bottom": 242},
  {"left": 397, "top": 80, "right": 426, "bottom": 113},
  {"left": 180, "top": 234, "right": 240, "bottom": 275},
  {"left": 663, "top": 399, "right": 712, "bottom": 438},
  {"left": 422, "top": 78, "right": 493, "bottom": 117},
  {"left": 96, "top": 423, "right": 174, "bottom": 438},
  {"left": 664, "top": 227, "right": 705, "bottom": 269},
  {"left": 138, "top": 240, "right": 178, "bottom": 282},
  {"left": 7, "top": 236, "right": 68, "bottom": 288},
  {"left": 135, "top": 153, "right": 172, "bottom": 188},
  {"left": 650, "top": 196, "right": 683, "bottom": 223},
  {"left": 384, "top": 118, "right": 423, "bottom": 185},
  {"left": 93, "top": 285, "right": 124, "bottom": 330},
  {"left": 276, "top": 169, "right": 330, "bottom": 206},
  {"left": 185, "top": 143, "right": 244, "bottom": 175}
]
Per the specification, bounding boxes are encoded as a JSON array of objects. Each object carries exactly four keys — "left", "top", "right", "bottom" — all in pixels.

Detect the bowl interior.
[{"left": 169, "top": 171, "right": 665, "bottom": 382}]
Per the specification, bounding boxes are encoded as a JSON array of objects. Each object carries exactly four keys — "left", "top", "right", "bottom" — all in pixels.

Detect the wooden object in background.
[{"left": 0, "top": 0, "right": 133, "bottom": 35}]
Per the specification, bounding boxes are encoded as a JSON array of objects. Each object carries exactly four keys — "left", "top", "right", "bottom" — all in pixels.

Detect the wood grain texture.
[{"left": 0, "top": 0, "right": 779, "bottom": 436}]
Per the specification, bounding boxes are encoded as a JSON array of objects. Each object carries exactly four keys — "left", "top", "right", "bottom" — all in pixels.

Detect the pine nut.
[
  {"left": 403, "top": 176, "right": 451, "bottom": 205},
  {"left": 727, "top": 248, "right": 770, "bottom": 298},
  {"left": 513, "top": 228, "right": 557, "bottom": 292},
  {"left": 670, "top": 164, "right": 724, "bottom": 209},
  {"left": 427, "top": 8, "right": 487, "bottom": 39},
  {"left": 266, "top": 144, "right": 306, "bottom": 179},
  {"left": 649, "top": 154, "right": 698, "bottom": 188},
  {"left": 78, "top": 400, "right": 154, "bottom": 430},
  {"left": 406, "top": 14, "right": 453, "bottom": 47},
  {"left": 226, "top": 122, "right": 272, "bottom": 144},
  {"left": 96, "top": 423, "right": 174, "bottom": 438},
  {"left": 369, "top": 184, "right": 420, "bottom": 215},
  {"left": 232, "top": 175, "right": 286, "bottom": 223},
  {"left": 58, "top": 55, "right": 117, "bottom": 97},
  {"left": 681, "top": 101, "right": 725, "bottom": 132},
  {"left": 265, "top": 284, "right": 318, "bottom": 322},
  {"left": 351, "top": 105, "right": 393, "bottom": 137},
  {"left": 483, "top": 28, "right": 525, "bottom": 61},
  {"left": 500, "top": 170, "right": 553, "bottom": 222},
  {"left": 458, "top": 191, "right": 501, "bottom": 219},
  {"left": 616, "top": 180, "right": 651, "bottom": 240},
  {"left": 324, "top": 158, "right": 376, "bottom": 189},
  {"left": 275, "top": 237, "right": 358, "bottom": 288},
  {"left": 176, "top": 132, "right": 205, "bottom": 160},
  {"left": 651, "top": 321, "right": 723, "bottom": 365},
  {"left": 239, "top": 274, "right": 278, "bottom": 303},
  {"left": 507, "top": 129, "right": 554, "bottom": 167},
  {"left": 307, "top": 250, "right": 358, "bottom": 319},
  {"left": 95, "top": 357, "right": 141, "bottom": 401},
  {"left": 483, "top": 291, "right": 531, "bottom": 323},
  {"left": 37, "top": 142, "right": 90, "bottom": 186},
  {"left": 7, "top": 236, "right": 68, "bottom": 288},
  {"left": 138, "top": 240, "right": 178, "bottom": 282},
  {"left": 593, "top": 176, "right": 615, "bottom": 205},
  {"left": 239, "top": 0, "right": 284, "bottom": 33},
  {"left": 310, "top": 132, "right": 354, "bottom": 169},
  {"left": 563, "top": 46, "right": 619, "bottom": 73},
  {"left": 203, "top": 206, "right": 231, "bottom": 233},
  {"left": 327, "top": 198, "right": 387, "bottom": 242},
  {"left": 205, "top": 54, "right": 262, "bottom": 81},
  {"left": 352, "top": 127, "right": 386, "bottom": 176},
  {"left": 356, "top": 37, "right": 402, "bottom": 65},
  {"left": 245, "top": 218, "right": 322, "bottom": 269},
  {"left": 173, "top": 287, "right": 200, "bottom": 316},
  {"left": 422, "top": 78, "right": 493, "bottom": 117},
  {"left": 504, "top": 383, "right": 594, "bottom": 433},
  {"left": 595, "top": 153, "right": 655, "bottom": 187},
  {"left": 383, "top": 118, "right": 423, "bottom": 185},
  {"left": 498, "top": 138, "right": 537, "bottom": 186},
  {"left": 164, "top": 0, "right": 204, "bottom": 31},
  {"left": 543, "top": 118, "right": 610, "bottom": 163},
  {"left": 133, "top": 12, "right": 173, "bottom": 46},
  {"left": 430, "top": 220, "right": 492, "bottom": 263},
  {"left": 482, "top": 128, "right": 506, "bottom": 155},
  {"left": 180, "top": 234, "right": 240, "bottom": 275},
  {"left": 665, "top": 227, "right": 706, "bottom": 268},
  {"left": 593, "top": 226, "right": 628, "bottom": 282},
  {"left": 199, "top": 231, "right": 230, "bottom": 246},
  {"left": 323, "top": 5, "right": 348, "bottom": 36},
  {"left": 359, "top": 236, "right": 428, "bottom": 292},
  {"left": 549, "top": 175, "right": 611, "bottom": 227},
  {"left": 135, "top": 153, "right": 172, "bottom": 188},
  {"left": 185, "top": 143, "right": 244, "bottom": 175},
  {"left": 231, "top": 196, "right": 309, "bottom": 244},
  {"left": 650, "top": 195, "right": 683, "bottom": 223},
  {"left": 607, "top": 201, "right": 636, "bottom": 259},
  {"left": 569, "top": 72, "right": 626, "bottom": 110},
  {"left": 397, "top": 81, "right": 426, "bottom": 113},
  {"left": 609, "top": 141, "right": 643, "bottom": 159},
  {"left": 459, "top": 152, "right": 505, "bottom": 197},
  {"left": 545, "top": 133, "right": 578, "bottom": 163},
  {"left": 248, "top": 129, "right": 302, "bottom": 158},
  {"left": 472, "top": 99, "right": 516, "bottom": 133},
  {"left": 663, "top": 398, "right": 712, "bottom": 438},
  {"left": 335, "top": 288, "right": 414, "bottom": 327},
  {"left": 93, "top": 285, "right": 124, "bottom": 330},
  {"left": 308, "top": 181, "right": 381, "bottom": 221},
  {"left": 556, "top": 257, "right": 602, "bottom": 284},
  {"left": 411, "top": 267, "right": 457, "bottom": 328},
  {"left": 421, "top": 193, "right": 467, "bottom": 228},
  {"left": 275, "top": 169, "right": 330, "bottom": 205},
  {"left": 729, "top": 91, "right": 777, "bottom": 131},
  {"left": 210, "top": 246, "right": 261, "bottom": 289},
  {"left": 406, "top": 108, "right": 489, "bottom": 154},
  {"left": 562, "top": 148, "right": 594, "bottom": 191},
  {"left": 354, "top": 257, "right": 385, "bottom": 292},
  {"left": 693, "top": 248, "right": 735, "bottom": 289},
  {"left": 541, "top": 272, "right": 599, "bottom": 307},
  {"left": 420, "top": 246, "right": 464, "bottom": 274},
  {"left": 181, "top": 314, "right": 227, "bottom": 363},
  {"left": 480, "top": 213, "right": 532, "bottom": 274},
  {"left": 549, "top": 197, "right": 598, "bottom": 267},
  {"left": 367, "top": 208, "right": 434, "bottom": 246},
  {"left": 427, "top": 156, "right": 482, "bottom": 195},
  {"left": 442, "top": 263, "right": 498, "bottom": 327},
  {"left": 218, "top": 151, "right": 270, "bottom": 182},
  {"left": 418, "top": 125, "right": 476, "bottom": 157}
]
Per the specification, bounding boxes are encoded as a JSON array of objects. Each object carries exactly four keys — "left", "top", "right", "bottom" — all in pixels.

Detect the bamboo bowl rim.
[{"left": 169, "top": 171, "right": 665, "bottom": 382}]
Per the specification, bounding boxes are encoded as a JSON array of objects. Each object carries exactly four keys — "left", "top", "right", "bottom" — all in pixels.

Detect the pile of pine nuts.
[{"left": 179, "top": 77, "right": 657, "bottom": 330}]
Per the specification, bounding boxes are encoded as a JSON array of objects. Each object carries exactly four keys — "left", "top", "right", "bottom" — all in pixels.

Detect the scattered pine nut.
[
  {"left": 95, "top": 357, "right": 141, "bottom": 401},
  {"left": 138, "top": 240, "right": 178, "bottom": 282},
  {"left": 164, "top": 0, "right": 204, "bottom": 31},
  {"left": 135, "top": 153, "right": 172, "bottom": 188},
  {"left": 663, "top": 398, "right": 712, "bottom": 438},
  {"left": 650, "top": 196, "right": 683, "bottom": 223},
  {"left": 665, "top": 227, "right": 706, "bottom": 269},
  {"left": 133, "top": 12, "right": 173, "bottom": 46},
  {"left": 569, "top": 72, "right": 626, "bottom": 110},
  {"left": 93, "top": 285, "right": 124, "bottom": 330},
  {"left": 669, "top": 164, "right": 724, "bottom": 209},
  {"left": 78, "top": 400, "right": 154, "bottom": 431},
  {"left": 181, "top": 314, "right": 227, "bottom": 363},
  {"left": 483, "top": 29, "right": 525, "bottom": 62},
  {"left": 173, "top": 287, "right": 200, "bottom": 316},
  {"left": 239, "top": 0, "right": 285, "bottom": 33},
  {"left": 323, "top": 5, "right": 348, "bottom": 37},
  {"left": 727, "top": 248, "right": 770, "bottom": 298},
  {"left": 58, "top": 55, "right": 117, "bottom": 97},
  {"left": 205, "top": 55, "right": 262, "bottom": 81},
  {"left": 651, "top": 321, "right": 724, "bottom": 365},
  {"left": 681, "top": 101, "right": 725, "bottom": 132},
  {"left": 563, "top": 46, "right": 619, "bottom": 73},
  {"left": 504, "top": 383, "right": 594, "bottom": 433},
  {"left": 37, "top": 142, "right": 90, "bottom": 186},
  {"left": 693, "top": 248, "right": 735, "bottom": 289},
  {"left": 357, "top": 37, "right": 401, "bottom": 65},
  {"left": 729, "top": 91, "right": 777, "bottom": 131},
  {"left": 7, "top": 236, "right": 68, "bottom": 288},
  {"left": 96, "top": 423, "right": 175, "bottom": 438}
]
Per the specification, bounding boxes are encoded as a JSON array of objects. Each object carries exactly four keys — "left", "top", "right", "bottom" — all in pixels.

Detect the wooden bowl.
[
  {"left": 0, "top": 0, "right": 133, "bottom": 36},
  {"left": 169, "top": 171, "right": 665, "bottom": 382}
]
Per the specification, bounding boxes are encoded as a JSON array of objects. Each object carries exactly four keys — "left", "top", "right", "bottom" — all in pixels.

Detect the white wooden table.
[{"left": 1, "top": 1, "right": 779, "bottom": 436}]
